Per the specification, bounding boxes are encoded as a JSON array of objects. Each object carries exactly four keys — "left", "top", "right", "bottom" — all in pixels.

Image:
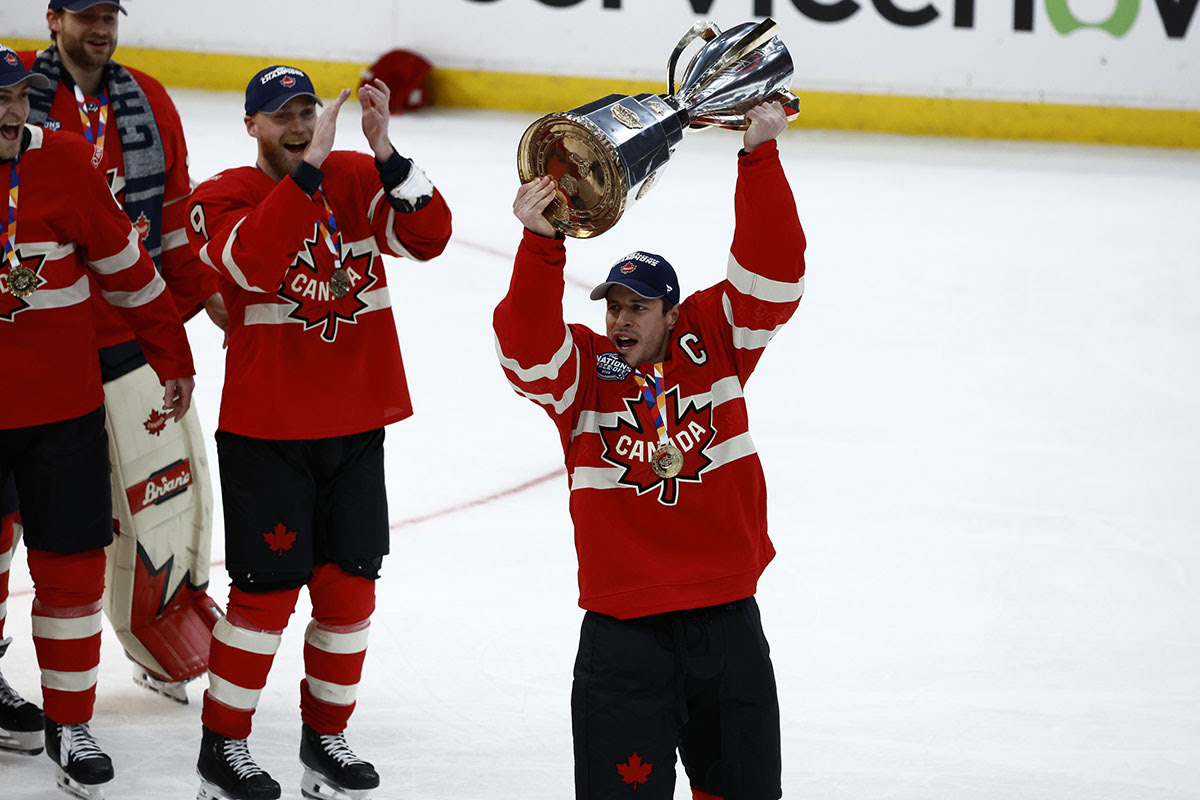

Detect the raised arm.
[{"left": 494, "top": 179, "right": 582, "bottom": 424}]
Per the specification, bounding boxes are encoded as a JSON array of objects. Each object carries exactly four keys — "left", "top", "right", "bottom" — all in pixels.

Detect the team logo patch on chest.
[
  {"left": 277, "top": 226, "right": 377, "bottom": 342},
  {"left": 133, "top": 212, "right": 151, "bottom": 241},
  {"left": 598, "top": 386, "right": 717, "bottom": 506}
]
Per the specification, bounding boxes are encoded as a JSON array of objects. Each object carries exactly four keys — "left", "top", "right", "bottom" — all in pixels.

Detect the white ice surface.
[{"left": 2, "top": 91, "right": 1199, "bottom": 799}]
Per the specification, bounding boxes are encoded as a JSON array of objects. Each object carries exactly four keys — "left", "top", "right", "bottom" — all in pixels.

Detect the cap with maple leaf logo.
[
  {"left": 590, "top": 251, "right": 680, "bottom": 307},
  {"left": 1, "top": 44, "right": 52, "bottom": 89}
]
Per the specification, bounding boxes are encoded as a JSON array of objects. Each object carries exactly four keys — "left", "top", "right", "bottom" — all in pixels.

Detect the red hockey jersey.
[
  {"left": 1, "top": 126, "right": 195, "bottom": 429},
  {"left": 18, "top": 52, "right": 220, "bottom": 345},
  {"left": 494, "top": 141, "right": 805, "bottom": 619},
  {"left": 187, "top": 152, "right": 452, "bottom": 439}
]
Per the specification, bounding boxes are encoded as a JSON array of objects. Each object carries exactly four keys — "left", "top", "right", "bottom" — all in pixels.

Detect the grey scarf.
[{"left": 27, "top": 45, "right": 167, "bottom": 268}]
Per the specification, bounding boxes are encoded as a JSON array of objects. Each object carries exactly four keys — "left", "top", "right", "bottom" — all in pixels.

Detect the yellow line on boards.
[{"left": 6, "top": 40, "right": 1197, "bottom": 149}]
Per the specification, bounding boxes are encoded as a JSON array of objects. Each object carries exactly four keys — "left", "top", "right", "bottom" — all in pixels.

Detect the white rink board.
[{"left": 0, "top": 0, "right": 1196, "bottom": 109}]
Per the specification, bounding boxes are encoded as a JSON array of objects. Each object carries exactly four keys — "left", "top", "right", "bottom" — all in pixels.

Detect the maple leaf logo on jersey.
[
  {"left": 264, "top": 522, "right": 297, "bottom": 554},
  {"left": 616, "top": 753, "right": 653, "bottom": 788},
  {"left": 598, "top": 385, "right": 716, "bottom": 506},
  {"left": 0, "top": 253, "right": 49, "bottom": 322},
  {"left": 133, "top": 212, "right": 151, "bottom": 241},
  {"left": 143, "top": 408, "right": 169, "bottom": 436},
  {"left": 276, "top": 228, "right": 378, "bottom": 342}
]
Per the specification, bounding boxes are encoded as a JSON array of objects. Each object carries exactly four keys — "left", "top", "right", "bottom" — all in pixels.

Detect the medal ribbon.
[
  {"left": 1, "top": 157, "right": 19, "bottom": 272},
  {"left": 73, "top": 84, "right": 109, "bottom": 153},
  {"left": 631, "top": 361, "right": 670, "bottom": 445},
  {"left": 314, "top": 189, "right": 343, "bottom": 275}
]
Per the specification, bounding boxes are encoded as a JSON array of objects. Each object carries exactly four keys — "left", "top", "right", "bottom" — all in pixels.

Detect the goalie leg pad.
[{"left": 102, "top": 364, "right": 219, "bottom": 682}]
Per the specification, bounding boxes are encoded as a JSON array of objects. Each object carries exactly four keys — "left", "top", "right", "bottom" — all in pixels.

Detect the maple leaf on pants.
[
  {"left": 263, "top": 522, "right": 297, "bottom": 555},
  {"left": 616, "top": 752, "right": 653, "bottom": 788}
]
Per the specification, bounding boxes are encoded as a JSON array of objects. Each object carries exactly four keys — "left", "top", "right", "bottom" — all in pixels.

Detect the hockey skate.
[
  {"left": 44, "top": 718, "right": 114, "bottom": 800},
  {"left": 131, "top": 663, "right": 191, "bottom": 704},
  {"left": 0, "top": 659, "right": 44, "bottom": 755},
  {"left": 196, "top": 726, "right": 281, "bottom": 800},
  {"left": 299, "top": 724, "right": 379, "bottom": 800}
]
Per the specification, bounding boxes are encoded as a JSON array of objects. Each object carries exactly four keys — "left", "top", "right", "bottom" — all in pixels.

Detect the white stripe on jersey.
[
  {"left": 200, "top": 217, "right": 263, "bottom": 292},
  {"left": 162, "top": 227, "right": 189, "bottom": 251},
  {"left": 727, "top": 253, "right": 805, "bottom": 303},
  {"left": 22, "top": 275, "right": 90, "bottom": 310},
  {"left": 569, "top": 430, "right": 758, "bottom": 491},
  {"left": 101, "top": 270, "right": 166, "bottom": 308},
  {"left": 14, "top": 240, "right": 76, "bottom": 262},
  {"left": 704, "top": 430, "right": 758, "bottom": 468},
  {"left": 495, "top": 328, "right": 574, "bottom": 383},
  {"left": 506, "top": 354, "right": 580, "bottom": 415},
  {"left": 721, "top": 293, "right": 784, "bottom": 350},
  {"left": 570, "top": 376, "right": 745, "bottom": 442},
  {"left": 242, "top": 286, "right": 393, "bottom": 326},
  {"left": 368, "top": 188, "right": 421, "bottom": 261},
  {"left": 87, "top": 229, "right": 140, "bottom": 275}
]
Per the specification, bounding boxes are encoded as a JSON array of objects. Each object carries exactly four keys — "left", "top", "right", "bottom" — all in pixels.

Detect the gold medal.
[
  {"left": 7, "top": 265, "right": 38, "bottom": 299},
  {"left": 650, "top": 442, "right": 683, "bottom": 479},
  {"left": 330, "top": 268, "right": 350, "bottom": 299}
]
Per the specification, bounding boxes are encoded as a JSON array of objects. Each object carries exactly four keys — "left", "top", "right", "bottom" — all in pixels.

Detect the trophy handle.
[
  {"left": 679, "top": 18, "right": 781, "bottom": 104},
  {"left": 668, "top": 20, "right": 722, "bottom": 98}
]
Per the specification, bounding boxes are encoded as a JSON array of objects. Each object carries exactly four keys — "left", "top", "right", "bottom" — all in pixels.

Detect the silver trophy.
[{"left": 517, "top": 17, "right": 800, "bottom": 239}]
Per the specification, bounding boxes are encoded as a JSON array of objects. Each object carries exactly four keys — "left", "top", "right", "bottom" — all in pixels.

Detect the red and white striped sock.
[
  {"left": 0, "top": 512, "right": 15, "bottom": 641},
  {"left": 27, "top": 547, "right": 106, "bottom": 724},
  {"left": 300, "top": 564, "right": 375, "bottom": 735},
  {"left": 201, "top": 586, "right": 299, "bottom": 740}
]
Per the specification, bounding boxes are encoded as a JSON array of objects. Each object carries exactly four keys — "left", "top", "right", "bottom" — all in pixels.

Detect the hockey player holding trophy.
[{"left": 499, "top": 19, "right": 806, "bottom": 800}]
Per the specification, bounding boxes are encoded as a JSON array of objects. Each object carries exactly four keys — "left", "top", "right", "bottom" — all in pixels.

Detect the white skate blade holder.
[
  {"left": 196, "top": 778, "right": 238, "bottom": 800},
  {"left": 0, "top": 726, "right": 44, "bottom": 755},
  {"left": 302, "top": 768, "right": 375, "bottom": 800},
  {"left": 132, "top": 664, "right": 190, "bottom": 704},
  {"left": 56, "top": 767, "right": 107, "bottom": 800}
]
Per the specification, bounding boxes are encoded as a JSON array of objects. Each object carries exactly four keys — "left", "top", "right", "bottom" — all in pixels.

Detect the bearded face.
[
  {"left": 50, "top": 6, "right": 120, "bottom": 73},
  {"left": 245, "top": 97, "right": 318, "bottom": 182}
]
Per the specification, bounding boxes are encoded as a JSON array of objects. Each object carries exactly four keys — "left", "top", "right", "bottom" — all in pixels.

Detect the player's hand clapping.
[
  {"left": 302, "top": 88, "right": 351, "bottom": 170},
  {"left": 359, "top": 78, "right": 396, "bottom": 162}
]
